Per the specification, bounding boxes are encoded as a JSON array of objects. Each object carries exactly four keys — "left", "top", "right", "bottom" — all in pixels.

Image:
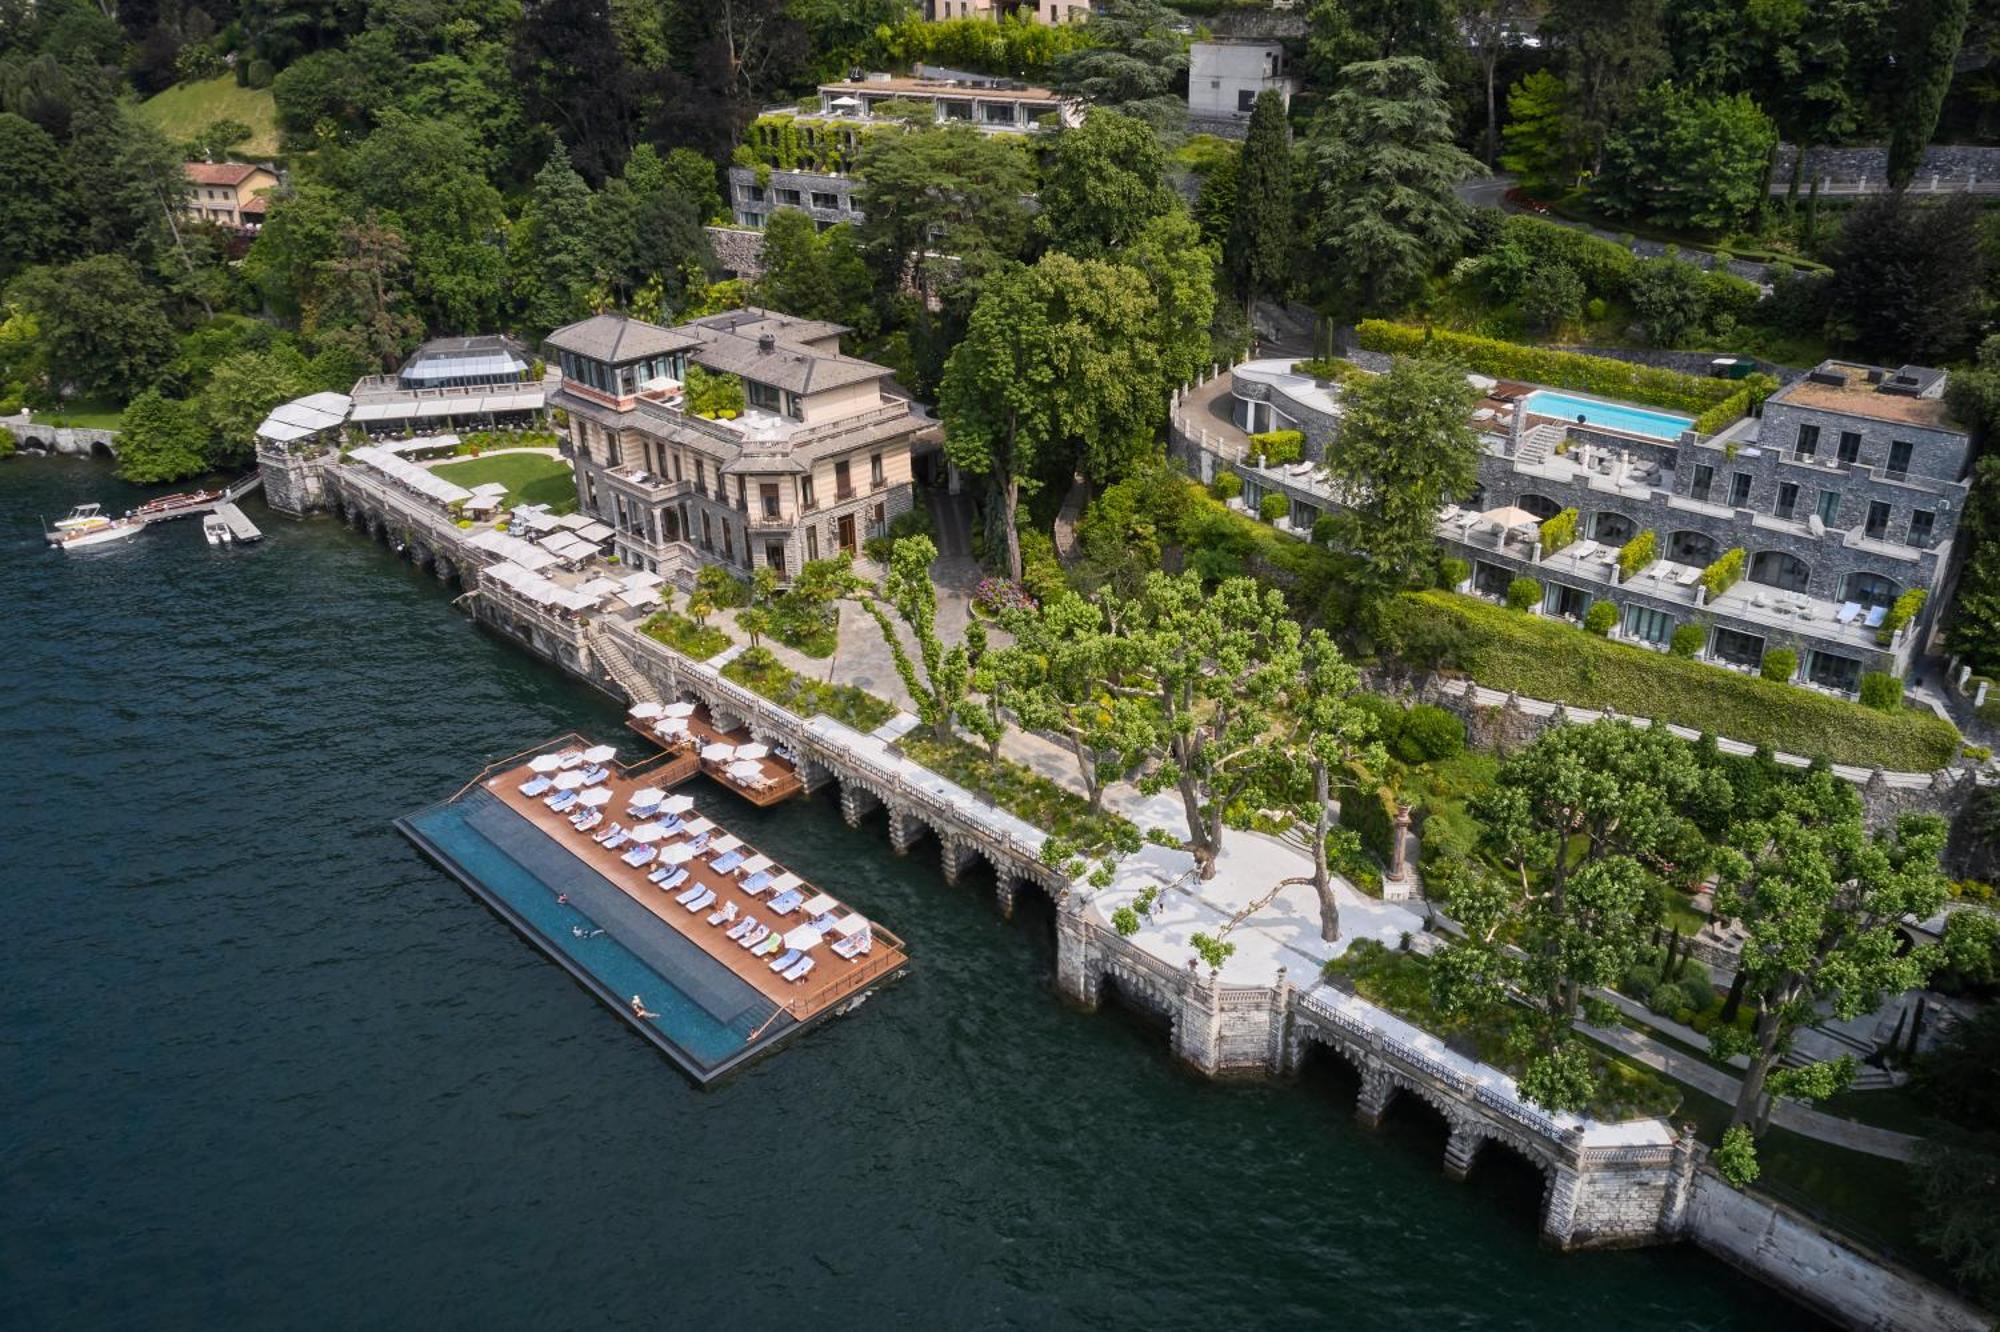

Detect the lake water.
[{"left": 0, "top": 458, "right": 1824, "bottom": 1330}]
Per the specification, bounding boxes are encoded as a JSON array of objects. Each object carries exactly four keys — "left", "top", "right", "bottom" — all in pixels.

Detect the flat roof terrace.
[{"left": 399, "top": 737, "right": 905, "bottom": 1082}]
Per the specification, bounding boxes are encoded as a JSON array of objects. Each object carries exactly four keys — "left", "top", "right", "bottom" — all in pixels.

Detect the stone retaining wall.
[
  {"left": 4, "top": 415, "right": 118, "bottom": 458},
  {"left": 1778, "top": 142, "right": 2000, "bottom": 185},
  {"left": 706, "top": 226, "right": 766, "bottom": 281},
  {"left": 1554, "top": 345, "right": 1807, "bottom": 384}
]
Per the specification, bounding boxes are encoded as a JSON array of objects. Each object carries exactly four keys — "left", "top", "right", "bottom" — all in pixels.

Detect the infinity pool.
[{"left": 1523, "top": 390, "right": 1694, "bottom": 441}]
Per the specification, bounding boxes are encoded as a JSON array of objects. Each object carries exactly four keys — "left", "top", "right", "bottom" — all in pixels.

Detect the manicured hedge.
[
  {"left": 1339, "top": 774, "right": 1398, "bottom": 862},
  {"left": 1356, "top": 320, "right": 1743, "bottom": 414},
  {"left": 1618, "top": 530, "right": 1657, "bottom": 581},
  {"left": 1699, "top": 547, "right": 1745, "bottom": 599},
  {"left": 1381, "top": 590, "right": 1961, "bottom": 770},
  {"left": 1248, "top": 429, "right": 1304, "bottom": 464},
  {"left": 1540, "top": 507, "right": 1578, "bottom": 556},
  {"left": 1692, "top": 375, "right": 1778, "bottom": 435},
  {"left": 1878, "top": 588, "right": 1927, "bottom": 646}
]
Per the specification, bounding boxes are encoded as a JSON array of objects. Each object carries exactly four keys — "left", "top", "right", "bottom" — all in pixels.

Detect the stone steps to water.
[{"left": 588, "top": 625, "right": 658, "bottom": 706}]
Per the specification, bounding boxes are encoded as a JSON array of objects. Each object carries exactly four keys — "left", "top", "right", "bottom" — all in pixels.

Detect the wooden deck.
[
  {"left": 626, "top": 705, "right": 805, "bottom": 806},
  {"left": 485, "top": 749, "right": 903, "bottom": 1023}
]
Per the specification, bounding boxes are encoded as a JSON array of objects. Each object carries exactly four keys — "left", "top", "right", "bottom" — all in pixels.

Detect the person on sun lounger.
[{"left": 630, "top": 995, "right": 657, "bottom": 1019}]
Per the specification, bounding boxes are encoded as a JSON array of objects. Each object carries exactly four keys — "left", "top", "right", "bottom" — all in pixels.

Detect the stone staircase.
[
  {"left": 1514, "top": 423, "right": 1565, "bottom": 467},
  {"left": 1781, "top": 1022, "right": 1896, "bottom": 1089},
  {"left": 588, "top": 623, "right": 658, "bottom": 706}
]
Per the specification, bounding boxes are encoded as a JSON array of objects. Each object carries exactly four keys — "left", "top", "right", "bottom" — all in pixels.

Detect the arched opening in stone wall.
[
  {"left": 1375, "top": 1083, "right": 1453, "bottom": 1162},
  {"left": 1516, "top": 493, "right": 1563, "bottom": 521},
  {"left": 1094, "top": 972, "right": 1173, "bottom": 1040},
  {"left": 1749, "top": 549, "right": 1812, "bottom": 595},
  {"left": 1667, "top": 529, "right": 1719, "bottom": 566},
  {"left": 1294, "top": 1036, "right": 1364, "bottom": 1114},
  {"left": 1590, "top": 511, "right": 1637, "bottom": 545},
  {"left": 1459, "top": 1136, "right": 1551, "bottom": 1231},
  {"left": 1008, "top": 877, "right": 1058, "bottom": 949}
]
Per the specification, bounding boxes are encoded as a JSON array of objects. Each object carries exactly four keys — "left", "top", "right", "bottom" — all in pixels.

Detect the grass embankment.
[
  {"left": 641, "top": 611, "right": 731, "bottom": 661},
  {"left": 1325, "top": 940, "right": 1682, "bottom": 1123},
  {"left": 721, "top": 645, "right": 896, "bottom": 733},
  {"left": 1386, "top": 590, "right": 1961, "bottom": 771},
  {"left": 432, "top": 453, "right": 576, "bottom": 512},
  {"left": 899, "top": 733, "right": 1138, "bottom": 857},
  {"left": 43, "top": 396, "right": 127, "bottom": 428},
  {"left": 134, "top": 74, "right": 280, "bottom": 157}
]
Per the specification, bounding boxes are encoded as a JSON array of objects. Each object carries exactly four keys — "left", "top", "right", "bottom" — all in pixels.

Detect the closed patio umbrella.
[
  {"left": 629, "top": 702, "right": 665, "bottom": 720},
  {"left": 582, "top": 744, "right": 617, "bottom": 764},
  {"left": 734, "top": 742, "right": 769, "bottom": 760},
  {"left": 577, "top": 786, "right": 613, "bottom": 807}
]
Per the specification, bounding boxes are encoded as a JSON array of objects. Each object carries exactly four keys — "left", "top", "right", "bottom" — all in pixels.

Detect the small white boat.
[
  {"left": 50, "top": 515, "right": 144, "bottom": 550},
  {"left": 50, "top": 503, "right": 110, "bottom": 535},
  {"left": 203, "top": 513, "right": 230, "bottom": 545}
]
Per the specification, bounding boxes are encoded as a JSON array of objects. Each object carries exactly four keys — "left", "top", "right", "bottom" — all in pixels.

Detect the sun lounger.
[
  {"left": 1864, "top": 604, "right": 1889, "bottom": 628},
  {"left": 580, "top": 765, "right": 608, "bottom": 785},
  {"left": 753, "top": 932, "right": 784, "bottom": 957},
  {"left": 1837, "top": 601, "right": 1862, "bottom": 624},
  {"left": 556, "top": 750, "right": 583, "bottom": 770},
  {"left": 832, "top": 934, "right": 871, "bottom": 960},
  {"left": 741, "top": 870, "right": 774, "bottom": 895},
  {"left": 768, "top": 948, "right": 801, "bottom": 973},
  {"left": 601, "top": 830, "right": 630, "bottom": 850},
  {"left": 726, "top": 915, "right": 756, "bottom": 941},
  {"left": 709, "top": 850, "right": 746, "bottom": 875},
  {"left": 592, "top": 822, "right": 623, "bottom": 844},
  {"left": 738, "top": 924, "right": 770, "bottom": 950},
  {"left": 625, "top": 803, "right": 660, "bottom": 820},
  {"left": 572, "top": 810, "right": 603, "bottom": 833},
  {"left": 674, "top": 879, "right": 706, "bottom": 905},
  {"left": 622, "top": 845, "right": 657, "bottom": 867},
  {"left": 546, "top": 790, "right": 579, "bottom": 813},
  {"left": 766, "top": 889, "right": 804, "bottom": 915},
  {"left": 683, "top": 888, "right": 716, "bottom": 913},
  {"left": 707, "top": 901, "right": 738, "bottom": 927},
  {"left": 685, "top": 833, "right": 709, "bottom": 854},
  {"left": 519, "top": 775, "right": 554, "bottom": 797},
  {"left": 783, "top": 957, "right": 815, "bottom": 983},
  {"left": 658, "top": 868, "right": 690, "bottom": 895}
]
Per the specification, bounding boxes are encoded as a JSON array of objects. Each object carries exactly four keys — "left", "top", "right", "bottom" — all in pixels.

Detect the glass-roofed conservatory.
[{"left": 397, "top": 335, "right": 534, "bottom": 392}]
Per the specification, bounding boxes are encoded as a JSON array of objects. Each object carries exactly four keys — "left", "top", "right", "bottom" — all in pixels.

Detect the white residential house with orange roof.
[{"left": 182, "top": 161, "right": 280, "bottom": 230}]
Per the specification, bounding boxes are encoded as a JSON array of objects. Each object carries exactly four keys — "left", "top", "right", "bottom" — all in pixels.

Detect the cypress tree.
[
  {"left": 1886, "top": 0, "right": 1972, "bottom": 190},
  {"left": 1225, "top": 89, "right": 1293, "bottom": 325}
]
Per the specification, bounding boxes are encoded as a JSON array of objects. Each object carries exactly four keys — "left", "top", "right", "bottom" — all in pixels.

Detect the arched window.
[
  {"left": 1668, "top": 529, "right": 1719, "bottom": 566},
  {"left": 1517, "top": 493, "right": 1562, "bottom": 520},
  {"left": 1591, "top": 511, "right": 1637, "bottom": 545},
  {"left": 1749, "top": 550, "right": 1812, "bottom": 594},
  {"left": 1840, "top": 571, "right": 1900, "bottom": 609}
]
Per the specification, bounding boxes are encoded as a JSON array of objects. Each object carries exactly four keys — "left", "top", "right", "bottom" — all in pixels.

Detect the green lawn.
[
  {"left": 641, "top": 611, "right": 731, "bottom": 662},
  {"left": 900, "top": 732, "right": 1139, "bottom": 859},
  {"left": 41, "top": 396, "right": 127, "bottom": 429},
  {"left": 431, "top": 453, "right": 576, "bottom": 513},
  {"left": 721, "top": 645, "right": 899, "bottom": 734},
  {"left": 1385, "top": 590, "right": 1963, "bottom": 771},
  {"left": 134, "top": 74, "right": 281, "bottom": 157}
]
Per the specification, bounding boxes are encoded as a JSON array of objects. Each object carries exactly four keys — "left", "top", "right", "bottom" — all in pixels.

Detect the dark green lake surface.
[{"left": 0, "top": 459, "right": 1826, "bottom": 1330}]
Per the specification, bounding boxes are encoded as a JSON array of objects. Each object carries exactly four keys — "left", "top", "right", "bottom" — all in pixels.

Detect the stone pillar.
[
  {"left": 1541, "top": 1167, "right": 1583, "bottom": 1248},
  {"left": 992, "top": 873, "right": 1016, "bottom": 919},
  {"left": 1659, "top": 1122, "right": 1700, "bottom": 1236},
  {"left": 1386, "top": 804, "right": 1413, "bottom": 884},
  {"left": 1977, "top": 680, "right": 1990, "bottom": 709},
  {"left": 1267, "top": 967, "right": 1295, "bottom": 1075},
  {"left": 794, "top": 756, "right": 831, "bottom": 795},
  {"left": 886, "top": 805, "right": 926, "bottom": 854},
  {"left": 1054, "top": 893, "right": 1096, "bottom": 1007},
  {"left": 1174, "top": 966, "right": 1223, "bottom": 1076},
  {"left": 1443, "top": 1122, "right": 1484, "bottom": 1182},
  {"left": 838, "top": 782, "right": 880, "bottom": 828},
  {"left": 1355, "top": 1064, "right": 1397, "bottom": 1128},
  {"left": 711, "top": 708, "right": 744, "bottom": 734},
  {"left": 937, "top": 837, "right": 977, "bottom": 885}
]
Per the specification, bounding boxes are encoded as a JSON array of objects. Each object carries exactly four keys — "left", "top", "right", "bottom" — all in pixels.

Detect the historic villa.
[
  {"left": 1172, "top": 356, "right": 1970, "bottom": 695},
  {"left": 546, "top": 308, "right": 925, "bottom": 580}
]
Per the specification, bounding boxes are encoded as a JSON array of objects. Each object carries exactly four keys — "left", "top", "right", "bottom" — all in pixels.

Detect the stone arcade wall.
[
  {"left": 1682, "top": 1169, "right": 1989, "bottom": 1332},
  {"left": 4, "top": 415, "right": 118, "bottom": 458},
  {"left": 259, "top": 445, "right": 331, "bottom": 516}
]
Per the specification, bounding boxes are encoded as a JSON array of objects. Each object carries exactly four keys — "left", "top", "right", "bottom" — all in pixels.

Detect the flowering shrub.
[{"left": 973, "top": 577, "right": 1038, "bottom": 616}]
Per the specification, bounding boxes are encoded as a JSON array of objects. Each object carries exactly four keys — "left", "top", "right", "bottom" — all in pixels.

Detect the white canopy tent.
[
  {"left": 769, "top": 872, "right": 803, "bottom": 895},
  {"left": 680, "top": 817, "right": 715, "bottom": 837},
  {"left": 739, "top": 854, "right": 774, "bottom": 877},
  {"left": 832, "top": 912, "right": 870, "bottom": 938},
  {"left": 801, "top": 893, "right": 839, "bottom": 918},
  {"left": 708, "top": 833, "right": 743, "bottom": 856}
]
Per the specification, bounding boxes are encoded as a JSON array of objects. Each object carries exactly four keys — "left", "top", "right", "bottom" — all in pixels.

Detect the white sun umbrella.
[
  {"left": 553, "top": 770, "right": 589, "bottom": 790},
  {"left": 701, "top": 742, "right": 736, "bottom": 762},
  {"left": 657, "top": 840, "right": 698, "bottom": 866},
  {"left": 681, "top": 817, "right": 715, "bottom": 837},
  {"left": 582, "top": 744, "right": 617, "bottom": 765},
  {"left": 783, "top": 923, "right": 825, "bottom": 952},
  {"left": 629, "top": 701, "right": 665, "bottom": 720},
  {"left": 739, "top": 854, "right": 774, "bottom": 877},
  {"left": 654, "top": 718, "right": 689, "bottom": 737},
  {"left": 661, "top": 794, "right": 696, "bottom": 816},
  {"left": 576, "top": 786, "right": 614, "bottom": 807},
  {"left": 663, "top": 702, "right": 697, "bottom": 718},
  {"left": 629, "top": 787, "right": 665, "bottom": 807},
  {"left": 627, "top": 822, "right": 669, "bottom": 843},
  {"left": 734, "top": 742, "right": 770, "bottom": 760},
  {"left": 530, "top": 753, "right": 564, "bottom": 773},
  {"left": 727, "top": 759, "right": 764, "bottom": 781}
]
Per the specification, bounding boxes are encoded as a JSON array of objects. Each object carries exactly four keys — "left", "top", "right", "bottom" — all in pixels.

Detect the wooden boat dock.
[
  {"left": 627, "top": 702, "right": 805, "bottom": 807},
  {"left": 209, "top": 501, "right": 263, "bottom": 542}
]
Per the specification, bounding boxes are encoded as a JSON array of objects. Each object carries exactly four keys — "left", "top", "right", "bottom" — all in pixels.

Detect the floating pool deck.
[{"left": 398, "top": 738, "right": 907, "bottom": 1083}]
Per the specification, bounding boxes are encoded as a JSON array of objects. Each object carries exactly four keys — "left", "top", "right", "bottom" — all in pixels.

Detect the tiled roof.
[
  {"left": 543, "top": 314, "right": 703, "bottom": 363},
  {"left": 184, "top": 161, "right": 270, "bottom": 187}
]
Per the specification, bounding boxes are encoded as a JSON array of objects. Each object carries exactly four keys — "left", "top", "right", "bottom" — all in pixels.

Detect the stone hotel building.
[{"left": 546, "top": 309, "right": 924, "bottom": 581}]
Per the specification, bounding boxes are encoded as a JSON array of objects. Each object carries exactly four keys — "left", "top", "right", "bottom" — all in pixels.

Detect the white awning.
[
  {"left": 349, "top": 445, "right": 474, "bottom": 506},
  {"left": 801, "top": 893, "right": 838, "bottom": 917},
  {"left": 680, "top": 817, "right": 715, "bottom": 837},
  {"left": 739, "top": 854, "right": 774, "bottom": 876},
  {"left": 708, "top": 834, "right": 743, "bottom": 855},
  {"left": 770, "top": 872, "right": 803, "bottom": 894},
  {"left": 783, "top": 924, "right": 825, "bottom": 951},
  {"left": 832, "top": 912, "right": 869, "bottom": 937}
]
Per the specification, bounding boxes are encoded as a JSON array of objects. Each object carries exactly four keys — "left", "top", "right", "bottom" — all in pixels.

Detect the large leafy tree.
[
  {"left": 1308, "top": 57, "right": 1480, "bottom": 312},
  {"left": 314, "top": 216, "right": 427, "bottom": 372},
  {"left": 1119, "top": 571, "right": 1303, "bottom": 880},
  {"left": 1002, "top": 590, "right": 1153, "bottom": 815},
  {"left": 1433, "top": 722, "right": 1718, "bottom": 1110},
  {"left": 1034, "top": 108, "right": 1174, "bottom": 258},
  {"left": 7, "top": 254, "right": 174, "bottom": 400},
  {"left": 860, "top": 535, "right": 989, "bottom": 745},
  {"left": 1540, "top": 0, "right": 1668, "bottom": 174},
  {"left": 1225, "top": 89, "right": 1293, "bottom": 323},
  {"left": 1306, "top": 0, "right": 1463, "bottom": 78},
  {"left": 1051, "top": 0, "right": 1188, "bottom": 127},
  {"left": 198, "top": 345, "right": 319, "bottom": 467},
  {"left": 1764, "top": 0, "right": 1893, "bottom": 208},
  {"left": 1596, "top": 85, "right": 1777, "bottom": 233},
  {"left": 1710, "top": 783, "right": 1968, "bottom": 1144},
  {"left": 1911, "top": 1007, "right": 2000, "bottom": 1305},
  {"left": 852, "top": 124, "right": 1035, "bottom": 313},
  {"left": 1887, "top": 0, "right": 1972, "bottom": 190},
  {"left": 116, "top": 389, "right": 212, "bottom": 483},
  {"left": 512, "top": 0, "right": 636, "bottom": 184},
  {"left": 1462, "top": 0, "right": 1535, "bottom": 166},
  {"left": 938, "top": 264, "right": 1058, "bottom": 584},
  {"left": 754, "top": 212, "right": 872, "bottom": 333},
  {"left": 1319, "top": 355, "right": 1480, "bottom": 602},
  {"left": 513, "top": 144, "right": 600, "bottom": 334},
  {"left": 1271, "top": 629, "right": 1385, "bottom": 941},
  {"left": 1498, "top": 68, "right": 1569, "bottom": 194},
  {"left": 0, "top": 112, "right": 69, "bottom": 279},
  {"left": 592, "top": 142, "right": 712, "bottom": 317},
  {"left": 1116, "top": 210, "right": 1220, "bottom": 398}
]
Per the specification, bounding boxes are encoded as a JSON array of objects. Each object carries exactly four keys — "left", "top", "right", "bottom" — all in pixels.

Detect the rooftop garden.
[
  {"left": 1380, "top": 589, "right": 1962, "bottom": 771},
  {"left": 733, "top": 114, "right": 878, "bottom": 174},
  {"left": 897, "top": 733, "right": 1138, "bottom": 860}
]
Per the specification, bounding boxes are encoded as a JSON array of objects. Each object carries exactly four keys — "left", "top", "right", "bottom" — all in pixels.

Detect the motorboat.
[
  {"left": 50, "top": 503, "right": 109, "bottom": 534},
  {"left": 203, "top": 513, "right": 230, "bottom": 545},
  {"left": 49, "top": 514, "right": 143, "bottom": 549},
  {"left": 132, "top": 488, "right": 223, "bottom": 521}
]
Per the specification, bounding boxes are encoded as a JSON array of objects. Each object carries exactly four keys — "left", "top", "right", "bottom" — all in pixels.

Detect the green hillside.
[{"left": 135, "top": 74, "right": 280, "bottom": 158}]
